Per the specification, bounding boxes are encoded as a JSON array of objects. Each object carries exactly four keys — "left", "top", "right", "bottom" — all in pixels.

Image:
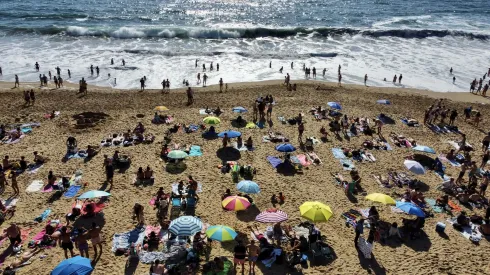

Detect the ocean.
[{"left": 0, "top": 0, "right": 489, "bottom": 92}]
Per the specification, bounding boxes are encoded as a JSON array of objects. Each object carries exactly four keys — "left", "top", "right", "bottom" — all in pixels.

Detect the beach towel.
[
  {"left": 342, "top": 209, "right": 363, "bottom": 228},
  {"left": 188, "top": 145, "right": 203, "bottom": 157},
  {"left": 359, "top": 208, "right": 370, "bottom": 218},
  {"left": 296, "top": 154, "right": 311, "bottom": 167},
  {"left": 447, "top": 218, "right": 482, "bottom": 242},
  {"left": 149, "top": 197, "right": 156, "bottom": 206},
  {"left": 340, "top": 159, "right": 355, "bottom": 170},
  {"left": 232, "top": 142, "right": 249, "bottom": 152},
  {"left": 332, "top": 148, "right": 346, "bottom": 159},
  {"left": 1, "top": 135, "right": 25, "bottom": 144},
  {"left": 384, "top": 142, "right": 393, "bottom": 151},
  {"left": 448, "top": 140, "right": 472, "bottom": 151},
  {"left": 111, "top": 226, "right": 146, "bottom": 252},
  {"left": 2, "top": 198, "right": 18, "bottom": 209},
  {"left": 426, "top": 198, "right": 443, "bottom": 213},
  {"left": 139, "top": 251, "right": 166, "bottom": 264},
  {"left": 42, "top": 184, "right": 55, "bottom": 193},
  {"left": 400, "top": 118, "right": 419, "bottom": 127},
  {"left": 64, "top": 185, "right": 82, "bottom": 198},
  {"left": 199, "top": 109, "right": 214, "bottom": 115},
  {"left": 26, "top": 180, "right": 44, "bottom": 192},
  {"left": 27, "top": 163, "right": 43, "bottom": 174},
  {"left": 145, "top": 225, "right": 162, "bottom": 237},
  {"left": 262, "top": 136, "right": 271, "bottom": 143},
  {"left": 267, "top": 156, "right": 282, "bottom": 168},
  {"left": 34, "top": 209, "right": 51, "bottom": 222},
  {"left": 448, "top": 201, "right": 463, "bottom": 212},
  {"left": 172, "top": 182, "right": 203, "bottom": 194},
  {"left": 63, "top": 151, "right": 87, "bottom": 160},
  {"left": 82, "top": 202, "right": 106, "bottom": 215},
  {"left": 187, "top": 124, "right": 199, "bottom": 133}
]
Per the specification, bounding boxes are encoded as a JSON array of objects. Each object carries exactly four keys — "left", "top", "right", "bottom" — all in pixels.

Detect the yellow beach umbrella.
[
  {"left": 203, "top": 116, "right": 221, "bottom": 125},
  {"left": 154, "top": 106, "right": 169, "bottom": 111},
  {"left": 299, "top": 201, "right": 333, "bottom": 222},
  {"left": 365, "top": 193, "right": 396, "bottom": 205}
]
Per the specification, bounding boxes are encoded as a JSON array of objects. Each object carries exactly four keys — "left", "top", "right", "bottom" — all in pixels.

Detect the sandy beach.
[{"left": 0, "top": 80, "right": 489, "bottom": 275}]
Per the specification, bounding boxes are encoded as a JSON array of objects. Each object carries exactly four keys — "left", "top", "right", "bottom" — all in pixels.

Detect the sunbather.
[
  {"left": 248, "top": 225, "right": 269, "bottom": 246},
  {"left": 221, "top": 189, "right": 231, "bottom": 201},
  {"left": 136, "top": 167, "right": 145, "bottom": 181},
  {"left": 4, "top": 246, "right": 43, "bottom": 270},
  {"left": 134, "top": 122, "right": 145, "bottom": 134},
  {"left": 436, "top": 195, "right": 449, "bottom": 208},
  {"left": 86, "top": 145, "right": 99, "bottom": 158},
  {"left": 33, "top": 151, "right": 46, "bottom": 164},
  {"left": 373, "top": 173, "right": 393, "bottom": 187},
  {"left": 144, "top": 166, "right": 153, "bottom": 180},
  {"left": 446, "top": 149, "right": 456, "bottom": 160}
]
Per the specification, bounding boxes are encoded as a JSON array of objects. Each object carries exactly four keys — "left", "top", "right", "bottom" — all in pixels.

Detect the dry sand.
[{"left": 0, "top": 80, "right": 489, "bottom": 275}]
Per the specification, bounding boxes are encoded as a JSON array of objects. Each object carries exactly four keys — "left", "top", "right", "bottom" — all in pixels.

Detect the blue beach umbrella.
[
  {"left": 327, "top": 102, "right": 342, "bottom": 110},
  {"left": 51, "top": 256, "right": 93, "bottom": 275},
  {"left": 413, "top": 145, "right": 436, "bottom": 154},
  {"left": 237, "top": 180, "right": 260, "bottom": 194},
  {"left": 232, "top": 106, "right": 248, "bottom": 113},
  {"left": 377, "top": 99, "right": 391, "bottom": 105},
  {"left": 396, "top": 201, "right": 426, "bottom": 218},
  {"left": 169, "top": 216, "right": 203, "bottom": 236},
  {"left": 78, "top": 190, "right": 111, "bottom": 199},
  {"left": 275, "top": 143, "right": 296, "bottom": 153},
  {"left": 218, "top": 130, "right": 241, "bottom": 138}
]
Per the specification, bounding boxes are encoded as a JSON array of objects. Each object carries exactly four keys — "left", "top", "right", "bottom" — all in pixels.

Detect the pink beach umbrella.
[
  {"left": 255, "top": 209, "right": 288, "bottom": 223},
  {"left": 222, "top": 196, "right": 251, "bottom": 211}
]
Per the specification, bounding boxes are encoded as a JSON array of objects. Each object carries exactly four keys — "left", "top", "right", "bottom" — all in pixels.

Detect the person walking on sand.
[
  {"left": 30, "top": 89, "right": 35, "bottom": 105},
  {"left": 161, "top": 79, "right": 166, "bottom": 91},
  {"left": 298, "top": 122, "right": 305, "bottom": 143},
  {"left": 338, "top": 73, "right": 342, "bottom": 86},
  {"left": 140, "top": 77, "right": 145, "bottom": 91},
  {"left": 219, "top": 78, "right": 223, "bottom": 92},
  {"left": 364, "top": 74, "right": 368, "bottom": 86},
  {"left": 14, "top": 75, "right": 19, "bottom": 88},
  {"left": 89, "top": 222, "right": 103, "bottom": 258},
  {"left": 186, "top": 87, "right": 194, "bottom": 105},
  {"left": 247, "top": 240, "right": 260, "bottom": 274},
  {"left": 9, "top": 172, "right": 19, "bottom": 196}
]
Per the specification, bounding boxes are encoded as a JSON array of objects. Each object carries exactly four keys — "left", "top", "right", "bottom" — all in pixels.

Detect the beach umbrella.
[
  {"left": 255, "top": 209, "right": 288, "bottom": 223},
  {"left": 245, "top": 122, "right": 257, "bottom": 129},
  {"left": 327, "top": 102, "right": 342, "bottom": 110},
  {"left": 404, "top": 159, "right": 426, "bottom": 175},
  {"left": 275, "top": 143, "right": 296, "bottom": 153},
  {"left": 154, "top": 106, "right": 169, "bottom": 111},
  {"left": 376, "top": 100, "right": 391, "bottom": 105},
  {"left": 299, "top": 201, "right": 333, "bottom": 222},
  {"left": 78, "top": 190, "right": 111, "bottom": 199},
  {"left": 203, "top": 116, "right": 221, "bottom": 125},
  {"left": 205, "top": 225, "right": 238, "bottom": 242},
  {"left": 169, "top": 216, "right": 203, "bottom": 236},
  {"left": 396, "top": 201, "right": 426, "bottom": 218},
  {"left": 222, "top": 195, "right": 251, "bottom": 211},
  {"left": 413, "top": 145, "right": 436, "bottom": 154},
  {"left": 167, "top": 150, "right": 189, "bottom": 159},
  {"left": 237, "top": 180, "right": 260, "bottom": 194},
  {"left": 366, "top": 193, "right": 396, "bottom": 205},
  {"left": 51, "top": 256, "right": 93, "bottom": 275},
  {"left": 218, "top": 130, "right": 241, "bottom": 138},
  {"left": 232, "top": 106, "right": 248, "bottom": 113}
]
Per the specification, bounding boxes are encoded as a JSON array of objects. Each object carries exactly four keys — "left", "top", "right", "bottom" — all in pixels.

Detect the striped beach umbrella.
[
  {"left": 255, "top": 209, "right": 288, "bottom": 223},
  {"left": 237, "top": 180, "right": 260, "bottom": 194},
  {"left": 222, "top": 196, "right": 251, "bottom": 211},
  {"left": 205, "top": 225, "right": 237, "bottom": 242},
  {"left": 169, "top": 216, "right": 203, "bottom": 236}
]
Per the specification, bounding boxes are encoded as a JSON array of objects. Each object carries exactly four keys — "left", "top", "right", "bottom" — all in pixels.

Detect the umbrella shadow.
[
  {"left": 276, "top": 162, "right": 297, "bottom": 176},
  {"left": 124, "top": 256, "right": 139, "bottom": 275},
  {"left": 236, "top": 205, "right": 261, "bottom": 222},
  {"left": 231, "top": 119, "right": 247, "bottom": 128},
  {"left": 72, "top": 212, "right": 106, "bottom": 230},
  {"left": 399, "top": 228, "right": 432, "bottom": 252},
  {"left": 202, "top": 132, "right": 218, "bottom": 140},
  {"left": 217, "top": 147, "right": 241, "bottom": 161},
  {"left": 166, "top": 162, "right": 188, "bottom": 174},
  {"left": 47, "top": 190, "right": 63, "bottom": 203},
  {"left": 412, "top": 154, "right": 436, "bottom": 170},
  {"left": 356, "top": 249, "right": 386, "bottom": 275}
]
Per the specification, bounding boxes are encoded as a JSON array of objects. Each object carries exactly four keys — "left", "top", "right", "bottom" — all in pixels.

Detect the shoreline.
[{"left": 1, "top": 79, "right": 487, "bottom": 104}]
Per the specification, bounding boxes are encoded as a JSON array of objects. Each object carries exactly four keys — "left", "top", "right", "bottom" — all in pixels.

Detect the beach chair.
[
  {"left": 185, "top": 197, "right": 197, "bottom": 216},
  {"left": 170, "top": 198, "right": 182, "bottom": 220}
]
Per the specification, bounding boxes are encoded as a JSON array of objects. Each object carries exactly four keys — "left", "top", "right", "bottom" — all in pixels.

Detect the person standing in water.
[
  {"left": 111, "top": 58, "right": 114, "bottom": 65},
  {"left": 49, "top": 71, "right": 52, "bottom": 80},
  {"left": 450, "top": 67, "right": 453, "bottom": 74},
  {"left": 203, "top": 73, "right": 208, "bottom": 87},
  {"left": 56, "top": 66, "right": 61, "bottom": 76},
  {"left": 67, "top": 69, "right": 71, "bottom": 78},
  {"left": 364, "top": 74, "right": 368, "bottom": 86},
  {"left": 96, "top": 66, "right": 100, "bottom": 77},
  {"left": 219, "top": 78, "right": 223, "bottom": 92},
  {"left": 202, "top": 64, "right": 206, "bottom": 72},
  {"left": 140, "top": 77, "right": 145, "bottom": 91},
  {"left": 195, "top": 59, "right": 198, "bottom": 68},
  {"left": 399, "top": 74, "right": 403, "bottom": 84},
  {"left": 122, "top": 59, "right": 126, "bottom": 66},
  {"left": 338, "top": 64, "right": 341, "bottom": 74},
  {"left": 35, "top": 62, "right": 40, "bottom": 72},
  {"left": 279, "top": 66, "right": 283, "bottom": 74},
  {"left": 338, "top": 73, "right": 342, "bottom": 86},
  {"left": 161, "top": 79, "right": 166, "bottom": 91},
  {"left": 291, "top": 62, "right": 293, "bottom": 69},
  {"left": 0, "top": 67, "right": 2, "bottom": 75},
  {"left": 90, "top": 65, "right": 94, "bottom": 76},
  {"left": 313, "top": 67, "right": 316, "bottom": 78},
  {"left": 269, "top": 61, "right": 271, "bottom": 68},
  {"left": 14, "top": 75, "right": 19, "bottom": 88},
  {"left": 323, "top": 68, "right": 326, "bottom": 77},
  {"left": 217, "top": 63, "right": 219, "bottom": 71},
  {"left": 197, "top": 73, "right": 201, "bottom": 84},
  {"left": 393, "top": 74, "right": 397, "bottom": 83},
  {"left": 453, "top": 76, "right": 456, "bottom": 84}
]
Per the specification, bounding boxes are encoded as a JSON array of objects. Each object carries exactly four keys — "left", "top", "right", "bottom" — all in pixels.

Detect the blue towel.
[
  {"left": 64, "top": 151, "right": 86, "bottom": 160},
  {"left": 267, "top": 156, "right": 282, "bottom": 168},
  {"left": 34, "top": 209, "right": 51, "bottom": 222},
  {"left": 400, "top": 119, "right": 408, "bottom": 125},
  {"left": 332, "top": 148, "right": 346, "bottom": 159},
  {"left": 64, "top": 185, "right": 82, "bottom": 198},
  {"left": 189, "top": 145, "right": 202, "bottom": 157},
  {"left": 189, "top": 125, "right": 199, "bottom": 132},
  {"left": 340, "top": 159, "right": 355, "bottom": 170},
  {"left": 21, "top": 127, "right": 32, "bottom": 134}
]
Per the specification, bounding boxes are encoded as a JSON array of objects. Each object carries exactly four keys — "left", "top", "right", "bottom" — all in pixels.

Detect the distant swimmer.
[
  {"left": 450, "top": 67, "right": 453, "bottom": 74},
  {"left": 393, "top": 74, "right": 397, "bottom": 83},
  {"left": 111, "top": 58, "right": 114, "bottom": 65},
  {"left": 364, "top": 74, "right": 368, "bottom": 86},
  {"left": 203, "top": 73, "right": 208, "bottom": 87},
  {"left": 219, "top": 78, "right": 223, "bottom": 92},
  {"left": 90, "top": 65, "right": 94, "bottom": 76},
  {"left": 210, "top": 62, "right": 214, "bottom": 71},
  {"left": 122, "top": 59, "right": 126, "bottom": 66},
  {"left": 323, "top": 68, "right": 326, "bottom": 77},
  {"left": 14, "top": 74, "right": 19, "bottom": 87},
  {"left": 202, "top": 64, "right": 206, "bottom": 72},
  {"left": 291, "top": 62, "right": 293, "bottom": 69},
  {"left": 68, "top": 69, "right": 71, "bottom": 78},
  {"left": 96, "top": 66, "right": 100, "bottom": 77},
  {"left": 114, "top": 78, "right": 116, "bottom": 85},
  {"left": 195, "top": 59, "right": 198, "bottom": 68},
  {"left": 108, "top": 73, "right": 111, "bottom": 79},
  {"left": 217, "top": 63, "right": 219, "bottom": 71},
  {"left": 303, "top": 63, "right": 305, "bottom": 71},
  {"left": 399, "top": 74, "right": 403, "bottom": 84},
  {"left": 35, "top": 62, "right": 40, "bottom": 72},
  {"left": 453, "top": 76, "right": 456, "bottom": 84},
  {"left": 279, "top": 66, "right": 283, "bottom": 74}
]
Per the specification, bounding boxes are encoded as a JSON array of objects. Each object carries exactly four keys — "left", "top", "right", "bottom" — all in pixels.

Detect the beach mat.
[
  {"left": 426, "top": 198, "right": 443, "bottom": 213},
  {"left": 267, "top": 156, "right": 282, "bottom": 168},
  {"left": 340, "top": 159, "right": 355, "bottom": 170},
  {"left": 332, "top": 148, "right": 346, "bottom": 159},
  {"left": 34, "top": 209, "right": 52, "bottom": 222},
  {"left": 64, "top": 185, "right": 82, "bottom": 198},
  {"left": 189, "top": 145, "right": 203, "bottom": 157}
]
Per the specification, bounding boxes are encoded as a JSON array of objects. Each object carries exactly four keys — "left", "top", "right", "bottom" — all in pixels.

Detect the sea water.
[{"left": 0, "top": 0, "right": 489, "bottom": 92}]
